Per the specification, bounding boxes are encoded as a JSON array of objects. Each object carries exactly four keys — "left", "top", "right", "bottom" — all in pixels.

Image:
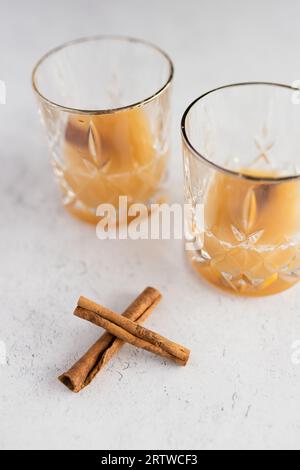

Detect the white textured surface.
[{"left": 1, "top": 0, "right": 300, "bottom": 451}]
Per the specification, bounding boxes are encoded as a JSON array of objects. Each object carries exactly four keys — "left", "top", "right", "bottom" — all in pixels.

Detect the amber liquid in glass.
[
  {"left": 190, "top": 170, "right": 300, "bottom": 296},
  {"left": 61, "top": 108, "right": 167, "bottom": 223}
]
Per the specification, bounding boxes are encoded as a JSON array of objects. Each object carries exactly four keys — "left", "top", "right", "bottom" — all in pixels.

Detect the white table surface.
[{"left": 1, "top": 0, "right": 300, "bottom": 451}]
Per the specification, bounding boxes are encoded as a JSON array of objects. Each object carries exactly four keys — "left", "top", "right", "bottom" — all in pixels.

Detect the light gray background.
[{"left": 1, "top": 0, "right": 300, "bottom": 450}]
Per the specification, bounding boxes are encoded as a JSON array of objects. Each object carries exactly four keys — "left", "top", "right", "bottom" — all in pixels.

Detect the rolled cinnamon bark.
[
  {"left": 59, "top": 287, "right": 162, "bottom": 392},
  {"left": 75, "top": 297, "right": 190, "bottom": 366}
]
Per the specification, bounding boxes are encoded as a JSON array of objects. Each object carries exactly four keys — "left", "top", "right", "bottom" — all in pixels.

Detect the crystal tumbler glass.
[
  {"left": 181, "top": 82, "right": 300, "bottom": 296},
  {"left": 32, "top": 36, "right": 173, "bottom": 223}
]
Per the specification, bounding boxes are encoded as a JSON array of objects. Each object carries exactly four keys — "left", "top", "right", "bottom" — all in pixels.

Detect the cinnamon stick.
[
  {"left": 59, "top": 287, "right": 162, "bottom": 392},
  {"left": 75, "top": 297, "right": 190, "bottom": 366}
]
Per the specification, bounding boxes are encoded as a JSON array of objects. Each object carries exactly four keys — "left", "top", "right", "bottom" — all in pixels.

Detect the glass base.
[{"left": 187, "top": 251, "right": 299, "bottom": 297}]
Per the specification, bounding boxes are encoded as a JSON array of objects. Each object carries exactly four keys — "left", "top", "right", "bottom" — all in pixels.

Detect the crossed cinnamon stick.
[{"left": 59, "top": 287, "right": 190, "bottom": 392}]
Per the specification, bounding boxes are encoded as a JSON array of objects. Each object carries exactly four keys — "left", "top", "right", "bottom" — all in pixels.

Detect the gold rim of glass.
[
  {"left": 32, "top": 35, "right": 174, "bottom": 115},
  {"left": 181, "top": 82, "right": 300, "bottom": 183}
]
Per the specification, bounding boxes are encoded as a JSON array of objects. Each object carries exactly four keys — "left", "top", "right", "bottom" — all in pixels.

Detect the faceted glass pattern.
[
  {"left": 33, "top": 36, "right": 173, "bottom": 223},
  {"left": 182, "top": 83, "right": 300, "bottom": 296}
]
